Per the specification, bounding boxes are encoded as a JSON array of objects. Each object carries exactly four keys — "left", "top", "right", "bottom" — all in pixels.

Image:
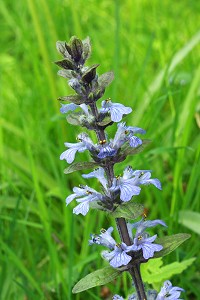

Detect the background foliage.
[{"left": 0, "top": 0, "right": 199, "bottom": 299}]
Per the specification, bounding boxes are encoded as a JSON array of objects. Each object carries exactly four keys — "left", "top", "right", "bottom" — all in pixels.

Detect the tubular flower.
[
  {"left": 97, "top": 143, "right": 117, "bottom": 159},
  {"left": 60, "top": 132, "right": 97, "bottom": 163},
  {"left": 82, "top": 167, "right": 108, "bottom": 190},
  {"left": 127, "top": 218, "right": 166, "bottom": 260},
  {"left": 111, "top": 122, "right": 146, "bottom": 150},
  {"left": 60, "top": 103, "right": 90, "bottom": 115},
  {"left": 130, "top": 233, "right": 163, "bottom": 260},
  {"left": 127, "top": 218, "right": 167, "bottom": 239},
  {"left": 100, "top": 99, "right": 132, "bottom": 122},
  {"left": 113, "top": 295, "right": 124, "bottom": 300},
  {"left": 156, "top": 280, "right": 185, "bottom": 300},
  {"left": 89, "top": 227, "right": 132, "bottom": 268},
  {"left": 110, "top": 167, "right": 161, "bottom": 202},
  {"left": 66, "top": 185, "right": 104, "bottom": 216},
  {"left": 102, "top": 243, "right": 132, "bottom": 268},
  {"left": 89, "top": 227, "right": 116, "bottom": 249}
]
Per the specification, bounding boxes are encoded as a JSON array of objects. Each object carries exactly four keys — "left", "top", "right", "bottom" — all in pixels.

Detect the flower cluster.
[
  {"left": 60, "top": 121, "right": 146, "bottom": 163},
  {"left": 66, "top": 166, "right": 161, "bottom": 215},
  {"left": 113, "top": 280, "right": 184, "bottom": 300},
  {"left": 89, "top": 218, "right": 166, "bottom": 267},
  {"left": 56, "top": 36, "right": 186, "bottom": 300}
]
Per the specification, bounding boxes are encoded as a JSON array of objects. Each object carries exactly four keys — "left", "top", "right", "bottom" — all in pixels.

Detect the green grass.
[{"left": 0, "top": 0, "right": 200, "bottom": 299}]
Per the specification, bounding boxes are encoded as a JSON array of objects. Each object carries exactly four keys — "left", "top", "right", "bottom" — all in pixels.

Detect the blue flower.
[
  {"left": 100, "top": 99, "right": 132, "bottom": 122},
  {"left": 102, "top": 242, "right": 132, "bottom": 268},
  {"left": 127, "top": 218, "right": 167, "bottom": 239},
  {"left": 156, "top": 280, "right": 184, "bottom": 300},
  {"left": 110, "top": 167, "right": 161, "bottom": 202},
  {"left": 111, "top": 122, "right": 146, "bottom": 150},
  {"left": 60, "top": 103, "right": 78, "bottom": 114},
  {"left": 129, "top": 233, "right": 163, "bottom": 260},
  {"left": 82, "top": 167, "right": 108, "bottom": 190},
  {"left": 66, "top": 185, "right": 103, "bottom": 216},
  {"left": 113, "top": 295, "right": 124, "bottom": 300},
  {"left": 97, "top": 143, "right": 117, "bottom": 159},
  {"left": 60, "top": 132, "right": 97, "bottom": 163},
  {"left": 89, "top": 227, "right": 116, "bottom": 249},
  {"left": 60, "top": 103, "right": 89, "bottom": 114},
  {"left": 127, "top": 218, "right": 166, "bottom": 259},
  {"left": 126, "top": 125, "right": 146, "bottom": 147},
  {"left": 110, "top": 176, "right": 141, "bottom": 202},
  {"left": 89, "top": 227, "right": 132, "bottom": 268},
  {"left": 137, "top": 172, "right": 162, "bottom": 190}
]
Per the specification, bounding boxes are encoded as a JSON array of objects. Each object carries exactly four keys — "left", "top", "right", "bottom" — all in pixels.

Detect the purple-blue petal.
[
  {"left": 60, "top": 103, "right": 78, "bottom": 114},
  {"left": 129, "top": 136, "right": 142, "bottom": 148}
]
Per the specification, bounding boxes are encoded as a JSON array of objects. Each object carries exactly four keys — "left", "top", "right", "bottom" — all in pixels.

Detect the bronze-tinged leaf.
[
  {"left": 57, "top": 69, "right": 73, "bottom": 79},
  {"left": 70, "top": 36, "right": 83, "bottom": 62},
  {"left": 64, "top": 161, "right": 98, "bottom": 174},
  {"left": 119, "top": 139, "right": 151, "bottom": 159},
  {"left": 54, "top": 59, "right": 75, "bottom": 70},
  {"left": 72, "top": 266, "right": 122, "bottom": 293},
  {"left": 98, "top": 71, "right": 114, "bottom": 89},
  {"left": 58, "top": 95, "right": 83, "bottom": 104},
  {"left": 111, "top": 202, "right": 144, "bottom": 220},
  {"left": 154, "top": 233, "right": 191, "bottom": 258},
  {"left": 82, "top": 36, "right": 91, "bottom": 62},
  {"left": 82, "top": 64, "right": 99, "bottom": 83}
]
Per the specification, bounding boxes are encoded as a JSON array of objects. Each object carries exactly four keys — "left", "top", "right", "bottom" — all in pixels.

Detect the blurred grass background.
[{"left": 0, "top": 0, "right": 200, "bottom": 299}]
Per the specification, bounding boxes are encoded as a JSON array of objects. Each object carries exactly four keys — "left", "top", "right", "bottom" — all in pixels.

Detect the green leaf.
[
  {"left": 98, "top": 71, "right": 114, "bottom": 89},
  {"left": 70, "top": 36, "right": 83, "bottom": 62},
  {"left": 57, "top": 69, "right": 73, "bottom": 79},
  {"left": 118, "top": 140, "right": 151, "bottom": 160},
  {"left": 54, "top": 58, "right": 75, "bottom": 70},
  {"left": 111, "top": 202, "right": 144, "bottom": 220},
  {"left": 154, "top": 233, "right": 191, "bottom": 258},
  {"left": 64, "top": 161, "right": 98, "bottom": 174},
  {"left": 179, "top": 210, "right": 200, "bottom": 235},
  {"left": 82, "top": 64, "right": 99, "bottom": 83},
  {"left": 66, "top": 112, "right": 83, "bottom": 125},
  {"left": 72, "top": 266, "right": 122, "bottom": 293},
  {"left": 97, "top": 116, "right": 113, "bottom": 127},
  {"left": 82, "top": 36, "right": 91, "bottom": 62},
  {"left": 141, "top": 257, "right": 196, "bottom": 285},
  {"left": 58, "top": 95, "right": 83, "bottom": 104}
]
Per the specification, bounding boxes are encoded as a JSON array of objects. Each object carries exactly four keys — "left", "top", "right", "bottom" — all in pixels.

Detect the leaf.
[
  {"left": 153, "top": 233, "right": 191, "bottom": 258},
  {"left": 111, "top": 202, "right": 144, "bottom": 220},
  {"left": 57, "top": 69, "right": 73, "bottom": 79},
  {"left": 98, "top": 71, "right": 114, "bottom": 89},
  {"left": 56, "top": 41, "right": 71, "bottom": 58},
  {"left": 82, "top": 36, "right": 91, "bottom": 62},
  {"left": 97, "top": 116, "right": 112, "bottom": 127},
  {"left": 66, "top": 112, "right": 83, "bottom": 125},
  {"left": 179, "top": 210, "right": 200, "bottom": 235},
  {"left": 82, "top": 64, "right": 99, "bottom": 83},
  {"left": 141, "top": 257, "right": 196, "bottom": 285},
  {"left": 64, "top": 161, "right": 98, "bottom": 174},
  {"left": 70, "top": 36, "right": 83, "bottom": 62},
  {"left": 54, "top": 58, "right": 75, "bottom": 70},
  {"left": 58, "top": 95, "right": 83, "bottom": 104},
  {"left": 72, "top": 266, "right": 122, "bottom": 293}
]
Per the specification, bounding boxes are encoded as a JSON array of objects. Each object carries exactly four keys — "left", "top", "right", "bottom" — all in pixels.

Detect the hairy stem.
[{"left": 89, "top": 101, "right": 147, "bottom": 300}]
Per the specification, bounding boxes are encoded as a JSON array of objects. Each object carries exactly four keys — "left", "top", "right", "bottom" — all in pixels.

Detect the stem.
[
  {"left": 129, "top": 264, "right": 147, "bottom": 300},
  {"left": 89, "top": 101, "right": 147, "bottom": 300}
]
